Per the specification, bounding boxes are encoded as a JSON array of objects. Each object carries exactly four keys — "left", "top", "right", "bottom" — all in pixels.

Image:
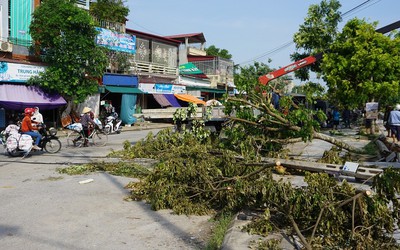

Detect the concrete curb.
[{"left": 57, "top": 122, "right": 175, "bottom": 137}]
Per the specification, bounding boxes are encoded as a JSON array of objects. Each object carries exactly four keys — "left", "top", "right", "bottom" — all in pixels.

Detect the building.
[
  {"left": 0, "top": 0, "right": 67, "bottom": 129},
  {"left": 166, "top": 33, "right": 234, "bottom": 100},
  {"left": 0, "top": 1, "right": 234, "bottom": 128}
]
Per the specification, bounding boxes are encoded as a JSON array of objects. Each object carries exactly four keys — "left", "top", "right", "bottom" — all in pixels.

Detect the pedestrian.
[
  {"left": 383, "top": 105, "right": 393, "bottom": 138},
  {"left": 332, "top": 107, "right": 340, "bottom": 130},
  {"left": 20, "top": 107, "right": 42, "bottom": 150},
  {"left": 388, "top": 104, "right": 400, "bottom": 144},
  {"left": 342, "top": 107, "right": 351, "bottom": 129}
]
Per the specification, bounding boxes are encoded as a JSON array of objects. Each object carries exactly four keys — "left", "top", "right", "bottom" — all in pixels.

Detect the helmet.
[
  {"left": 396, "top": 104, "right": 400, "bottom": 111},
  {"left": 24, "top": 108, "right": 35, "bottom": 116}
]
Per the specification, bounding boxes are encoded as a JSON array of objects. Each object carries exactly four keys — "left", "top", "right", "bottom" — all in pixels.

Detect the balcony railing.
[
  {"left": 128, "top": 60, "right": 178, "bottom": 76},
  {"left": 93, "top": 17, "right": 125, "bottom": 33}
]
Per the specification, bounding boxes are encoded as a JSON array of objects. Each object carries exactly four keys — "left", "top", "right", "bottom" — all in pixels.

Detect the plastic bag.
[{"left": 67, "top": 123, "right": 83, "bottom": 132}]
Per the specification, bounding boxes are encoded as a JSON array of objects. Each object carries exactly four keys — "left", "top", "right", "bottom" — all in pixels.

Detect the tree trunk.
[{"left": 313, "top": 131, "right": 365, "bottom": 154}]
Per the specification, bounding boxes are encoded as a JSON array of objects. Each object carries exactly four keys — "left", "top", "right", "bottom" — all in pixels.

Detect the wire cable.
[
  {"left": 238, "top": 41, "right": 293, "bottom": 66},
  {"left": 237, "top": 0, "right": 381, "bottom": 66}
]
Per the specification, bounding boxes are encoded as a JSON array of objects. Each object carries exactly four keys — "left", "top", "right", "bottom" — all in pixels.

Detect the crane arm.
[{"left": 258, "top": 53, "right": 322, "bottom": 85}]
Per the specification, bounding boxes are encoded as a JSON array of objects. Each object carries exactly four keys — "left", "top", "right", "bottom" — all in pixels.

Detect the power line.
[
  {"left": 238, "top": 41, "right": 293, "bottom": 66},
  {"left": 237, "top": 0, "right": 380, "bottom": 66},
  {"left": 341, "top": 0, "right": 382, "bottom": 19},
  {"left": 129, "top": 21, "right": 165, "bottom": 36}
]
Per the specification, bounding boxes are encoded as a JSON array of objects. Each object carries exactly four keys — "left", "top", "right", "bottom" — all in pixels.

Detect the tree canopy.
[
  {"left": 291, "top": 0, "right": 342, "bottom": 81},
  {"left": 234, "top": 62, "right": 293, "bottom": 94},
  {"left": 205, "top": 45, "right": 232, "bottom": 60},
  {"left": 90, "top": 0, "right": 129, "bottom": 23},
  {"left": 322, "top": 18, "right": 400, "bottom": 108},
  {"left": 29, "top": 0, "right": 108, "bottom": 103}
]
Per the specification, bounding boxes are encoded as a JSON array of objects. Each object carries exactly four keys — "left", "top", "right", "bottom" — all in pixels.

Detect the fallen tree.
[
  {"left": 224, "top": 92, "right": 365, "bottom": 155},
  {"left": 104, "top": 129, "right": 400, "bottom": 249}
]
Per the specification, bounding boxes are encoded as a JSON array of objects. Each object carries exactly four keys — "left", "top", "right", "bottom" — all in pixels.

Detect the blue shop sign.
[
  {"left": 102, "top": 73, "right": 138, "bottom": 87},
  {"left": 154, "top": 84, "right": 173, "bottom": 93}
]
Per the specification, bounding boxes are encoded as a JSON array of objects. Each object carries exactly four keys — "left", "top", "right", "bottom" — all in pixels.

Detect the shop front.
[
  {"left": 101, "top": 73, "right": 141, "bottom": 125},
  {"left": 0, "top": 61, "right": 66, "bottom": 128}
]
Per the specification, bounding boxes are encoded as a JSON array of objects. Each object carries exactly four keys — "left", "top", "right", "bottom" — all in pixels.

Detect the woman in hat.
[{"left": 80, "top": 107, "right": 96, "bottom": 146}]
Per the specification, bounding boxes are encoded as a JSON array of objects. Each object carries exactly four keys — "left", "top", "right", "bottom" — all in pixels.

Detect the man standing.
[
  {"left": 332, "top": 108, "right": 340, "bottom": 130},
  {"left": 342, "top": 107, "right": 351, "bottom": 129},
  {"left": 388, "top": 104, "right": 400, "bottom": 143}
]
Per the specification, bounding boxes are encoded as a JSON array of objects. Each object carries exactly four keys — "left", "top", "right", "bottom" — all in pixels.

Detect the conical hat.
[{"left": 82, "top": 107, "right": 92, "bottom": 114}]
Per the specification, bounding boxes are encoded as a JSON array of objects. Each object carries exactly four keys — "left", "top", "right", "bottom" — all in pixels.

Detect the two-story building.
[
  {"left": 0, "top": 0, "right": 235, "bottom": 127},
  {"left": 166, "top": 33, "right": 234, "bottom": 100},
  {"left": 0, "top": 0, "right": 67, "bottom": 129}
]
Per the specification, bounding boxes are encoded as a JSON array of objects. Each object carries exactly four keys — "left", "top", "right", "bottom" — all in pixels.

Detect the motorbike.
[
  {"left": 36, "top": 123, "right": 62, "bottom": 154},
  {"left": 102, "top": 112, "right": 122, "bottom": 134},
  {"left": 1, "top": 123, "right": 61, "bottom": 157}
]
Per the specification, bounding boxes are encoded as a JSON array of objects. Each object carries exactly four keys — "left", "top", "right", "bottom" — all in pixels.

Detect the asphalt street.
[
  {"left": 3, "top": 122, "right": 396, "bottom": 250},
  {"left": 0, "top": 126, "right": 213, "bottom": 250}
]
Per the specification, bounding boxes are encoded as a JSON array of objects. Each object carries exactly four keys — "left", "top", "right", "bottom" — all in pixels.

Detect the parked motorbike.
[
  {"left": 1, "top": 123, "right": 61, "bottom": 157},
  {"left": 103, "top": 112, "right": 122, "bottom": 135}
]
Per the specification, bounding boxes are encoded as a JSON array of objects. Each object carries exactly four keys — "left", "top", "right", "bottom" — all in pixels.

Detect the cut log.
[
  {"left": 262, "top": 157, "right": 383, "bottom": 180},
  {"left": 375, "top": 140, "right": 391, "bottom": 154}
]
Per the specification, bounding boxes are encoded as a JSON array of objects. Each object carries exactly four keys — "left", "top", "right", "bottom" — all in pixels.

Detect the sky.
[{"left": 125, "top": 0, "right": 400, "bottom": 84}]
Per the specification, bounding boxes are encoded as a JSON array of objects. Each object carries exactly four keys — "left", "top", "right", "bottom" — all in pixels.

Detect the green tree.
[
  {"left": 90, "top": 0, "right": 129, "bottom": 23},
  {"left": 29, "top": 0, "right": 108, "bottom": 103},
  {"left": 234, "top": 62, "right": 292, "bottom": 94},
  {"left": 321, "top": 18, "right": 400, "bottom": 108},
  {"left": 291, "top": 0, "right": 342, "bottom": 81},
  {"left": 226, "top": 62, "right": 362, "bottom": 154},
  {"left": 205, "top": 45, "right": 232, "bottom": 60}
]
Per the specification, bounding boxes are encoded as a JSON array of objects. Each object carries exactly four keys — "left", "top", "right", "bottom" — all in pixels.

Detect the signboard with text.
[
  {"left": 0, "top": 62, "right": 46, "bottom": 82},
  {"left": 95, "top": 27, "right": 136, "bottom": 54},
  {"left": 139, "top": 83, "right": 186, "bottom": 94}
]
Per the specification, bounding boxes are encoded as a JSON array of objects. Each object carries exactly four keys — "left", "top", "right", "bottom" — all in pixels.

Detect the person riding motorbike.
[
  {"left": 31, "top": 106, "right": 44, "bottom": 131},
  {"left": 20, "top": 107, "right": 42, "bottom": 150}
]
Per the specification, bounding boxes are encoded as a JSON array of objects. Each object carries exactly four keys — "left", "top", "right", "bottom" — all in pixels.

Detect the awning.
[
  {"left": 152, "top": 94, "right": 172, "bottom": 107},
  {"left": 186, "top": 86, "right": 226, "bottom": 94},
  {"left": 0, "top": 84, "right": 67, "bottom": 110},
  {"left": 174, "top": 94, "right": 206, "bottom": 105},
  {"left": 164, "top": 94, "right": 181, "bottom": 107},
  {"left": 104, "top": 85, "right": 143, "bottom": 94}
]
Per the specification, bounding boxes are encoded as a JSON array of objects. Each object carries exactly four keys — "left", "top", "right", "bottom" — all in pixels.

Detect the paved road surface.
[{"left": 0, "top": 127, "right": 212, "bottom": 250}]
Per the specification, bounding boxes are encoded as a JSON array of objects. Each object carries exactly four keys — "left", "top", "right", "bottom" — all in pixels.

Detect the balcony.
[
  {"left": 93, "top": 17, "right": 126, "bottom": 33},
  {"left": 128, "top": 60, "right": 178, "bottom": 77},
  {"left": 187, "top": 47, "right": 206, "bottom": 56}
]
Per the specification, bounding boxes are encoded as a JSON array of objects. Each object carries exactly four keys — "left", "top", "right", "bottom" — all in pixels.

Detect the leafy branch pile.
[{"left": 109, "top": 128, "right": 400, "bottom": 249}]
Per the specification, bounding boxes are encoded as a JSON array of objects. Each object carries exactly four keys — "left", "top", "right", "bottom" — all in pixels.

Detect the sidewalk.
[
  {"left": 58, "top": 121, "right": 175, "bottom": 137},
  {"left": 122, "top": 121, "right": 175, "bottom": 131}
]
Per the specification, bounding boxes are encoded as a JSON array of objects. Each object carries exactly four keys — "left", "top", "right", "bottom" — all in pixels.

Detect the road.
[{"left": 0, "top": 128, "right": 212, "bottom": 250}]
